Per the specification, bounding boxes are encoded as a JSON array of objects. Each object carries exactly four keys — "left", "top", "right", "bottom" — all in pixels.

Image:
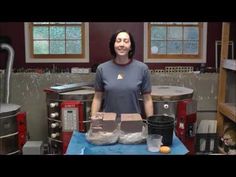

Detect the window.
[
  {"left": 24, "top": 22, "right": 89, "bottom": 63},
  {"left": 144, "top": 22, "right": 207, "bottom": 63}
]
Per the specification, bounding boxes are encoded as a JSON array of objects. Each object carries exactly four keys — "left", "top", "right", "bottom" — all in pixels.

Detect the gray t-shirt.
[{"left": 94, "top": 59, "right": 151, "bottom": 117}]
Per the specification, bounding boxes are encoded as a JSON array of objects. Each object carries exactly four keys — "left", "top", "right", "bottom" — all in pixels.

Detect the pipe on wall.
[{"left": 0, "top": 43, "right": 15, "bottom": 104}]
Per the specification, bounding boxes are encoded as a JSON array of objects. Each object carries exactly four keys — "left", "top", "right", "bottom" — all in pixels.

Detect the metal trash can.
[{"left": 0, "top": 103, "right": 21, "bottom": 155}]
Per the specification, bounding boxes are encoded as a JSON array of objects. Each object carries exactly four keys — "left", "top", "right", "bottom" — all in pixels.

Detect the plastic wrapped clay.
[{"left": 120, "top": 113, "right": 144, "bottom": 133}]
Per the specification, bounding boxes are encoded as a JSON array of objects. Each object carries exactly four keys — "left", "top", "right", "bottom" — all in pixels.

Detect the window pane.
[
  {"left": 66, "top": 40, "right": 81, "bottom": 54},
  {"left": 183, "top": 41, "right": 198, "bottom": 54},
  {"left": 167, "top": 41, "right": 182, "bottom": 54},
  {"left": 167, "top": 27, "right": 182, "bottom": 40},
  {"left": 151, "top": 41, "right": 166, "bottom": 54},
  {"left": 166, "top": 22, "right": 182, "bottom": 25},
  {"left": 29, "top": 22, "right": 87, "bottom": 60},
  {"left": 151, "top": 26, "right": 166, "bottom": 40},
  {"left": 150, "top": 22, "right": 166, "bottom": 25},
  {"left": 50, "top": 26, "right": 65, "bottom": 39},
  {"left": 66, "top": 22, "right": 82, "bottom": 24},
  {"left": 33, "top": 22, "right": 49, "bottom": 25},
  {"left": 34, "top": 41, "right": 49, "bottom": 54},
  {"left": 182, "top": 22, "right": 199, "bottom": 25},
  {"left": 50, "top": 41, "right": 65, "bottom": 54},
  {"left": 146, "top": 22, "right": 204, "bottom": 61},
  {"left": 33, "top": 27, "right": 49, "bottom": 39},
  {"left": 66, "top": 27, "right": 81, "bottom": 39},
  {"left": 50, "top": 22, "right": 66, "bottom": 24},
  {"left": 184, "top": 27, "right": 199, "bottom": 40}
]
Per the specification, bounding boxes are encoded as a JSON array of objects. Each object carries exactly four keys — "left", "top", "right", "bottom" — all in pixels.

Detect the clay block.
[
  {"left": 120, "top": 121, "right": 144, "bottom": 133},
  {"left": 120, "top": 113, "right": 144, "bottom": 133},
  {"left": 102, "top": 121, "right": 117, "bottom": 132},
  {"left": 102, "top": 112, "right": 117, "bottom": 132},
  {"left": 91, "top": 126, "right": 103, "bottom": 133},
  {"left": 121, "top": 113, "right": 142, "bottom": 121},
  {"left": 95, "top": 112, "right": 104, "bottom": 119},
  {"left": 102, "top": 112, "right": 117, "bottom": 121},
  {"left": 91, "top": 112, "right": 117, "bottom": 132},
  {"left": 91, "top": 116, "right": 103, "bottom": 127}
]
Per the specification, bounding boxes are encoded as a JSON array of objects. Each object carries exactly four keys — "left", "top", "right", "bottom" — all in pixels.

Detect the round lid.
[
  {"left": 59, "top": 89, "right": 95, "bottom": 95},
  {"left": 59, "top": 89, "right": 95, "bottom": 100},
  {"left": 0, "top": 103, "right": 21, "bottom": 118},
  {"left": 147, "top": 115, "right": 174, "bottom": 125},
  {"left": 151, "top": 85, "right": 193, "bottom": 101}
]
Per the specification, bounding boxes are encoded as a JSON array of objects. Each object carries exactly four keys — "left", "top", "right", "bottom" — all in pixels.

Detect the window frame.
[
  {"left": 144, "top": 22, "right": 208, "bottom": 63},
  {"left": 24, "top": 22, "right": 90, "bottom": 63}
]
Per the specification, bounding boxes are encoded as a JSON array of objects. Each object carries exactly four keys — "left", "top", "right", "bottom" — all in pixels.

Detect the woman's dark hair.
[{"left": 109, "top": 29, "right": 135, "bottom": 59}]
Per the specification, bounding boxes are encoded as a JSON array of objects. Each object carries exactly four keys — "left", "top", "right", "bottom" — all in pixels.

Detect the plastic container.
[{"left": 146, "top": 134, "right": 163, "bottom": 152}]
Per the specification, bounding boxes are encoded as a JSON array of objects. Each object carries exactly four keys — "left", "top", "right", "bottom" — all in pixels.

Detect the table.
[{"left": 66, "top": 131, "right": 189, "bottom": 155}]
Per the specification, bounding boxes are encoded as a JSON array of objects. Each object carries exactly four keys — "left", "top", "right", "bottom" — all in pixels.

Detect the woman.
[{"left": 91, "top": 29, "right": 153, "bottom": 118}]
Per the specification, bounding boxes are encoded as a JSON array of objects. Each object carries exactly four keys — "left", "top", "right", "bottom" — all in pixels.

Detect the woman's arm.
[
  {"left": 143, "top": 93, "right": 153, "bottom": 118},
  {"left": 91, "top": 91, "right": 103, "bottom": 116}
]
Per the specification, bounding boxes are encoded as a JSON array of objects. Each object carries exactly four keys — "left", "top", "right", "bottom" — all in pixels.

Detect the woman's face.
[{"left": 114, "top": 32, "right": 131, "bottom": 57}]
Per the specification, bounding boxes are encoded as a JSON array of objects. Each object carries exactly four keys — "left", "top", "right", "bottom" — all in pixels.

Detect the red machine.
[
  {"left": 176, "top": 99, "right": 197, "bottom": 154},
  {"left": 16, "top": 112, "right": 27, "bottom": 152},
  {"left": 61, "top": 101, "right": 84, "bottom": 154},
  {"left": 45, "top": 84, "right": 94, "bottom": 155}
]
